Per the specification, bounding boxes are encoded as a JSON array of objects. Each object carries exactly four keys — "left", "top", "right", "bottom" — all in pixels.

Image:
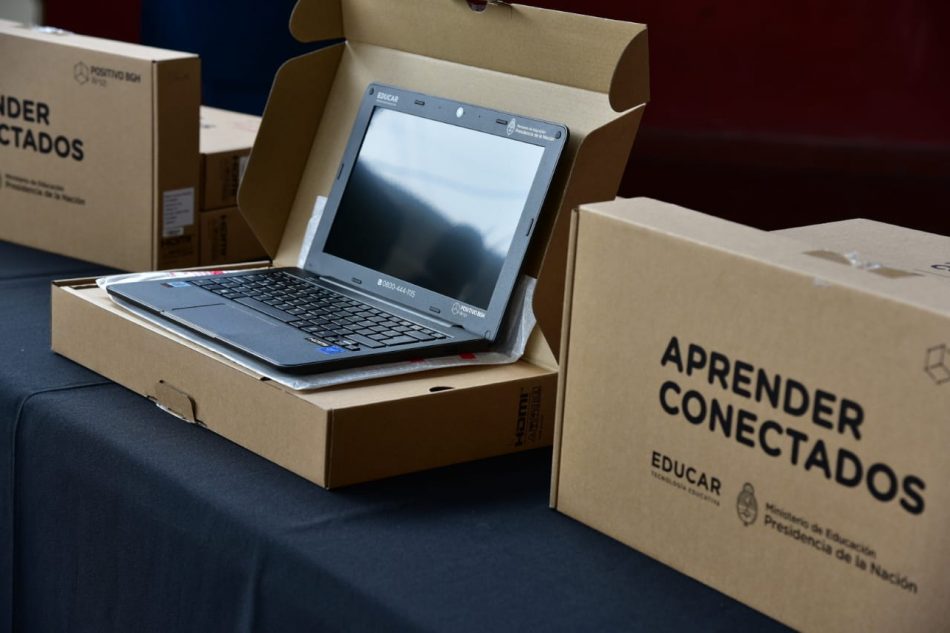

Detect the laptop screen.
[{"left": 323, "top": 107, "right": 545, "bottom": 309}]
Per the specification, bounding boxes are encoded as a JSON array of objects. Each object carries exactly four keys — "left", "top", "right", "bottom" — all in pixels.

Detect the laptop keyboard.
[{"left": 189, "top": 271, "right": 448, "bottom": 352}]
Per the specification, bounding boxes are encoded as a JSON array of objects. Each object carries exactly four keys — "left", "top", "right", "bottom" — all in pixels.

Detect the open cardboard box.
[
  {"left": 52, "top": 0, "right": 649, "bottom": 487},
  {"left": 551, "top": 198, "right": 950, "bottom": 632}
]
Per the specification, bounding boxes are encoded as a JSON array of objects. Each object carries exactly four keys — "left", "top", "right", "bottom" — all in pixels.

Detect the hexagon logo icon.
[
  {"left": 74, "top": 61, "right": 90, "bottom": 85},
  {"left": 925, "top": 344, "right": 950, "bottom": 385}
]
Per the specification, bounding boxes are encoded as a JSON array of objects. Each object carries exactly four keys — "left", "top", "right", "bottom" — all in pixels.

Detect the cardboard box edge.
[{"left": 549, "top": 207, "right": 582, "bottom": 509}]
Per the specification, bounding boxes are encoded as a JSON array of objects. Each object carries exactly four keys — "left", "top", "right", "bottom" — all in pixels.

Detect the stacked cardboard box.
[{"left": 198, "top": 106, "right": 267, "bottom": 266}]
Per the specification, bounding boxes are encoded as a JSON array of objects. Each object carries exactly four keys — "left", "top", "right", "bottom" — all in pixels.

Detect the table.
[{"left": 0, "top": 240, "right": 788, "bottom": 632}]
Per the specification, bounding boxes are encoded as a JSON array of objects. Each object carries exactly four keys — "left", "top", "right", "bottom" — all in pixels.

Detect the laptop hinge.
[{"left": 318, "top": 276, "right": 459, "bottom": 330}]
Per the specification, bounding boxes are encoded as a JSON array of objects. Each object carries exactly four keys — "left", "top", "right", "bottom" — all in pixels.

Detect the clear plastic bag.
[
  {"left": 99, "top": 270, "right": 536, "bottom": 392},
  {"left": 98, "top": 193, "right": 538, "bottom": 390}
]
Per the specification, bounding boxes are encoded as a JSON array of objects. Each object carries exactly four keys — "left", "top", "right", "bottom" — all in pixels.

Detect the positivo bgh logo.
[{"left": 73, "top": 62, "right": 90, "bottom": 85}]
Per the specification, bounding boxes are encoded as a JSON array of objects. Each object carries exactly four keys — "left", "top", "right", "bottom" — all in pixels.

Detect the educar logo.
[
  {"left": 73, "top": 62, "right": 90, "bottom": 85},
  {"left": 737, "top": 483, "right": 758, "bottom": 526}
]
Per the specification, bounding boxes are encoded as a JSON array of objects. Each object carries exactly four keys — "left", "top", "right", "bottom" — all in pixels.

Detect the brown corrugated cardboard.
[
  {"left": 199, "top": 206, "right": 267, "bottom": 265},
  {"left": 0, "top": 23, "right": 200, "bottom": 270},
  {"left": 199, "top": 106, "right": 260, "bottom": 210},
  {"left": 52, "top": 0, "right": 648, "bottom": 488},
  {"left": 551, "top": 197, "right": 950, "bottom": 632}
]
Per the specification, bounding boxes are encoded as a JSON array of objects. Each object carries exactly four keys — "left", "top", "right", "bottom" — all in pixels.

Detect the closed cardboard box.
[
  {"left": 199, "top": 206, "right": 267, "bottom": 265},
  {"left": 551, "top": 198, "right": 950, "bottom": 632},
  {"left": 0, "top": 23, "right": 200, "bottom": 270},
  {"left": 52, "top": 0, "right": 649, "bottom": 488},
  {"left": 199, "top": 106, "right": 260, "bottom": 211}
]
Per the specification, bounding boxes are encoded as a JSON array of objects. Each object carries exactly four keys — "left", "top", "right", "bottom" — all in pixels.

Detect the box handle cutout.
[
  {"left": 429, "top": 386, "right": 454, "bottom": 393},
  {"left": 151, "top": 380, "right": 198, "bottom": 424}
]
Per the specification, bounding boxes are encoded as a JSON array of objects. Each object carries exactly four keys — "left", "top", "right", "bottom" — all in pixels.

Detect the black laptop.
[{"left": 109, "top": 83, "right": 568, "bottom": 374}]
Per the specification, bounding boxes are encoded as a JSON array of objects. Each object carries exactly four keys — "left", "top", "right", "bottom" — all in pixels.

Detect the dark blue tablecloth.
[
  {"left": 0, "top": 241, "right": 108, "bottom": 282},
  {"left": 0, "top": 240, "right": 788, "bottom": 632},
  {"left": 0, "top": 246, "right": 116, "bottom": 633}
]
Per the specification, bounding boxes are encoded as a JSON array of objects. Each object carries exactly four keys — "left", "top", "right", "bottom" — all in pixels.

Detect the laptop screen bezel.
[{"left": 304, "top": 83, "right": 567, "bottom": 340}]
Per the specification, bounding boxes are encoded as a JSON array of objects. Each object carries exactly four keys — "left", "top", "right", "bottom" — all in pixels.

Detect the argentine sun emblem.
[{"left": 737, "top": 483, "right": 758, "bottom": 526}]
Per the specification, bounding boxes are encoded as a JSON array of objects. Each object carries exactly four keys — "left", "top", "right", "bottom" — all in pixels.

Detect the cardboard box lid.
[
  {"left": 199, "top": 106, "right": 261, "bottom": 155},
  {"left": 0, "top": 21, "right": 196, "bottom": 61},
  {"left": 288, "top": 0, "right": 649, "bottom": 112},
  {"left": 238, "top": 0, "right": 649, "bottom": 365},
  {"left": 583, "top": 199, "right": 950, "bottom": 317},
  {"left": 776, "top": 219, "right": 950, "bottom": 283}
]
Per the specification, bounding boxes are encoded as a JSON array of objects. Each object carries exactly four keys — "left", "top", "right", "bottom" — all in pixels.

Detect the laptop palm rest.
[
  {"left": 167, "top": 302, "right": 289, "bottom": 346},
  {"left": 165, "top": 303, "right": 332, "bottom": 368},
  {"left": 169, "top": 303, "right": 281, "bottom": 333}
]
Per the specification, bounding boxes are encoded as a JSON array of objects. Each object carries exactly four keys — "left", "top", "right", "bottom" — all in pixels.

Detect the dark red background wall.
[
  {"left": 44, "top": 0, "right": 141, "bottom": 44},
  {"left": 519, "top": 0, "right": 950, "bottom": 234},
  {"left": 43, "top": 0, "right": 950, "bottom": 233},
  {"left": 530, "top": 0, "right": 950, "bottom": 144}
]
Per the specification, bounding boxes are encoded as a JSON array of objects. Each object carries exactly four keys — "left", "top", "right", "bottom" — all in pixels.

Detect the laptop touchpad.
[{"left": 170, "top": 304, "right": 282, "bottom": 336}]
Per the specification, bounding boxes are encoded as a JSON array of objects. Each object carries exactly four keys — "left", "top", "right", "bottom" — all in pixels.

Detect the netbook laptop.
[{"left": 109, "top": 83, "right": 568, "bottom": 374}]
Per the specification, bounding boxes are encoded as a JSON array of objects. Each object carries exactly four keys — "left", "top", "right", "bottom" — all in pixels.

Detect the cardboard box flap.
[
  {"left": 289, "top": 0, "right": 649, "bottom": 111},
  {"left": 587, "top": 198, "right": 950, "bottom": 318},
  {"left": 533, "top": 107, "right": 645, "bottom": 360},
  {"left": 238, "top": 46, "right": 344, "bottom": 258}
]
